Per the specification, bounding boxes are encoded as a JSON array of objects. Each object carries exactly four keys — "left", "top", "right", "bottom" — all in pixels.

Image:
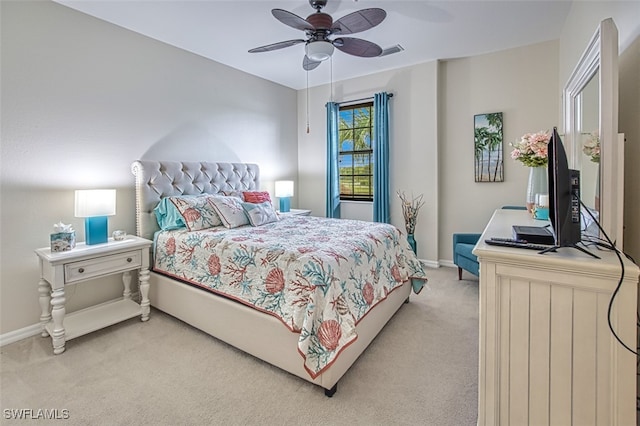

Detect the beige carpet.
[{"left": 0, "top": 266, "right": 479, "bottom": 426}]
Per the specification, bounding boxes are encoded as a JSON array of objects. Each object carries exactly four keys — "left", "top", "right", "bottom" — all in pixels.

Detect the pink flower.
[
  {"left": 582, "top": 131, "right": 600, "bottom": 163},
  {"left": 510, "top": 130, "right": 550, "bottom": 167}
]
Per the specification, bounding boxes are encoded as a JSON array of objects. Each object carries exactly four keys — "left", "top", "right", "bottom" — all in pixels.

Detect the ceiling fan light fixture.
[{"left": 305, "top": 41, "right": 334, "bottom": 61}]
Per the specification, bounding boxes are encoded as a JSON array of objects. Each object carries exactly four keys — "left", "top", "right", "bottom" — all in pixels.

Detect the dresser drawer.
[{"left": 65, "top": 250, "right": 141, "bottom": 284}]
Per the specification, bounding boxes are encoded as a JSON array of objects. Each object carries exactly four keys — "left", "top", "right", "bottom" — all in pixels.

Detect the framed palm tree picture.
[{"left": 474, "top": 112, "right": 504, "bottom": 182}]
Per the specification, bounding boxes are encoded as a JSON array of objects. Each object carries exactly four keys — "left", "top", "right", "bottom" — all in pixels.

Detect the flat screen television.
[{"left": 547, "top": 127, "right": 595, "bottom": 257}]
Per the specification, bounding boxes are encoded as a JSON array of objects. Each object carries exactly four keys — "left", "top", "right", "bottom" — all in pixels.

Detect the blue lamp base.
[
  {"left": 85, "top": 216, "right": 108, "bottom": 245},
  {"left": 279, "top": 197, "right": 290, "bottom": 213}
]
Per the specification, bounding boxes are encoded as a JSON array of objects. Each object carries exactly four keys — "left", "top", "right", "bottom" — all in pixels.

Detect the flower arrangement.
[
  {"left": 582, "top": 131, "right": 600, "bottom": 163},
  {"left": 510, "top": 130, "right": 550, "bottom": 167},
  {"left": 396, "top": 191, "right": 425, "bottom": 235}
]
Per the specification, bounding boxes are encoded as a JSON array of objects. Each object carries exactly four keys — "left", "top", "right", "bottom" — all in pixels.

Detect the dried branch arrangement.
[{"left": 396, "top": 191, "right": 425, "bottom": 234}]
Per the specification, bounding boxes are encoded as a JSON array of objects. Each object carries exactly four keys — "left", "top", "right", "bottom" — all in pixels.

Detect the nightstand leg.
[
  {"left": 122, "top": 271, "right": 132, "bottom": 300},
  {"left": 50, "top": 288, "right": 66, "bottom": 354},
  {"left": 38, "top": 279, "right": 51, "bottom": 337},
  {"left": 139, "top": 268, "right": 150, "bottom": 322}
]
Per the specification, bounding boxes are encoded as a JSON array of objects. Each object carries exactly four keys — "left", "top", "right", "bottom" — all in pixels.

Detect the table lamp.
[
  {"left": 275, "top": 180, "right": 294, "bottom": 213},
  {"left": 75, "top": 189, "right": 116, "bottom": 245}
]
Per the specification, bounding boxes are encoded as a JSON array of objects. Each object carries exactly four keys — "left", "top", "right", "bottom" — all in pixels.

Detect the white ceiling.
[{"left": 54, "top": 0, "right": 573, "bottom": 90}]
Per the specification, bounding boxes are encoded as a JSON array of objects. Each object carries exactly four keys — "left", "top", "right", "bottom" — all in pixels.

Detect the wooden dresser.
[{"left": 474, "top": 209, "right": 638, "bottom": 425}]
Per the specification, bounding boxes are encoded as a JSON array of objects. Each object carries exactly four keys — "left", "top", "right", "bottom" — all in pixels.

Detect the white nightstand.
[
  {"left": 278, "top": 209, "right": 311, "bottom": 216},
  {"left": 35, "top": 235, "right": 153, "bottom": 354}
]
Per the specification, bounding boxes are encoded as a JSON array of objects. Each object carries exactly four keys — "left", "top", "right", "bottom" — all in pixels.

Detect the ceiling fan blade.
[
  {"left": 334, "top": 37, "right": 382, "bottom": 58},
  {"left": 303, "top": 55, "right": 322, "bottom": 71},
  {"left": 333, "top": 8, "right": 386, "bottom": 35},
  {"left": 272, "top": 9, "right": 313, "bottom": 31},
  {"left": 248, "top": 39, "right": 305, "bottom": 53}
]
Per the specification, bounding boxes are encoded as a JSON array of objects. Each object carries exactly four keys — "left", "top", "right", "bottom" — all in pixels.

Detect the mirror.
[
  {"left": 563, "top": 18, "right": 623, "bottom": 246},
  {"left": 578, "top": 71, "right": 599, "bottom": 212}
]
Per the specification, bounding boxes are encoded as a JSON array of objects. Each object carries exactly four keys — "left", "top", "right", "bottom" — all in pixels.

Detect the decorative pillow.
[
  {"left": 154, "top": 197, "right": 187, "bottom": 230},
  {"left": 167, "top": 195, "right": 223, "bottom": 231},
  {"left": 242, "top": 191, "right": 272, "bottom": 204},
  {"left": 210, "top": 195, "right": 250, "bottom": 228},
  {"left": 155, "top": 196, "right": 206, "bottom": 230},
  {"left": 241, "top": 201, "right": 279, "bottom": 227}
]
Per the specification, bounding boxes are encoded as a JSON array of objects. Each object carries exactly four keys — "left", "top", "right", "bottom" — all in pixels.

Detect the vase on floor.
[
  {"left": 526, "top": 166, "right": 547, "bottom": 213},
  {"left": 407, "top": 234, "right": 417, "bottom": 255}
]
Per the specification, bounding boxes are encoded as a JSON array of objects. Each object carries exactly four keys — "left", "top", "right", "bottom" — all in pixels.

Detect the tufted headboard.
[{"left": 131, "top": 161, "right": 260, "bottom": 240}]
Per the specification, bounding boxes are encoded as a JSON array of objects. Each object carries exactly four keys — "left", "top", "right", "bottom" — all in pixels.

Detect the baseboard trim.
[
  {"left": 420, "top": 259, "right": 440, "bottom": 269},
  {"left": 0, "top": 323, "right": 42, "bottom": 347},
  {"left": 417, "top": 259, "right": 458, "bottom": 270},
  {"left": 439, "top": 260, "right": 456, "bottom": 269}
]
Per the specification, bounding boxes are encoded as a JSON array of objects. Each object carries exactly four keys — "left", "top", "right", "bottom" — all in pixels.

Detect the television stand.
[
  {"left": 538, "top": 244, "right": 600, "bottom": 259},
  {"left": 474, "top": 209, "right": 638, "bottom": 425}
]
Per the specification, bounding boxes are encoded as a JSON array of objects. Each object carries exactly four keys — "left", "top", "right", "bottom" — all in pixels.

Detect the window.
[{"left": 339, "top": 102, "right": 374, "bottom": 201}]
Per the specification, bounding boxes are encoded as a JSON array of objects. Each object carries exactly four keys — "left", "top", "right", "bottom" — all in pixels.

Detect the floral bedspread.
[{"left": 153, "top": 215, "right": 427, "bottom": 378}]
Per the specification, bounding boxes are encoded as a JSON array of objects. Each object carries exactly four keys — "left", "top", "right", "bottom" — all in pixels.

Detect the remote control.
[
  {"left": 490, "top": 237, "right": 527, "bottom": 243},
  {"left": 485, "top": 239, "right": 551, "bottom": 251}
]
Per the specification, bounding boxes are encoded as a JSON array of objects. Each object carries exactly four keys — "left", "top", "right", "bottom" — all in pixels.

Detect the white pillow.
[{"left": 210, "top": 195, "right": 250, "bottom": 228}]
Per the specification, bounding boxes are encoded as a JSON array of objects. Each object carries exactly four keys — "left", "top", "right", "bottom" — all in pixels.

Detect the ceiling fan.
[{"left": 248, "top": 0, "right": 387, "bottom": 71}]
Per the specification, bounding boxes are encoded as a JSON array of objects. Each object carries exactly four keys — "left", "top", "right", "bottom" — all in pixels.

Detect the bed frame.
[{"left": 131, "top": 160, "right": 411, "bottom": 396}]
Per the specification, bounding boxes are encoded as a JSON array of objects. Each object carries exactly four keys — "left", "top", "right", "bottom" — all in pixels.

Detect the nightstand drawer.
[{"left": 65, "top": 250, "right": 141, "bottom": 283}]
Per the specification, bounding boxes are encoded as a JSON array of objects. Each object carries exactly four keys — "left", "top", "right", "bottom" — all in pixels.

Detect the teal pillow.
[
  {"left": 154, "top": 194, "right": 223, "bottom": 231},
  {"left": 154, "top": 197, "right": 187, "bottom": 230}
]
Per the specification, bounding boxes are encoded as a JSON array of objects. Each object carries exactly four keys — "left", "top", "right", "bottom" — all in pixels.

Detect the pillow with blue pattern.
[{"left": 241, "top": 201, "right": 279, "bottom": 227}]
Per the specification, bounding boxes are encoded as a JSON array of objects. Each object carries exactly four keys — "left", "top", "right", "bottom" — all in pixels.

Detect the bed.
[{"left": 131, "top": 160, "right": 427, "bottom": 396}]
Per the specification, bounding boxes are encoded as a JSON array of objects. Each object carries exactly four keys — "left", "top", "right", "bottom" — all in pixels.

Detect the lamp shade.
[
  {"left": 275, "top": 181, "right": 294, "bottom": 198},
  {"left": 305, "top": 41, "right": 334, "bottom": 62},
  {"left": 74, "top": 189, "right": 116, "bottom": 217}
]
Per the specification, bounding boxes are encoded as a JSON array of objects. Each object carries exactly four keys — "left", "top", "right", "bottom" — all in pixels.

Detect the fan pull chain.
[
  {"left": 306, "top": 69, "right": 310, "bottom": 134},
  {"left": 330, "top": 55, "right": 334, "bottom": 102}
]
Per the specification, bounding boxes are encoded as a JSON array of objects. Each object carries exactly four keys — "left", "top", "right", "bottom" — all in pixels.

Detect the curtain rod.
[{"left": 338, "top": 93, "right": 393, "bottom": 106}]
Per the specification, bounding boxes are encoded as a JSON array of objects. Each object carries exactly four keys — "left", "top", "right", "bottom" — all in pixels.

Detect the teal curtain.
[
  {"left": 325, "top": 102, "right": 341, "bottom": 218},
  {"left": 373, "top": 92, "right": 390, "bottom": 223}
]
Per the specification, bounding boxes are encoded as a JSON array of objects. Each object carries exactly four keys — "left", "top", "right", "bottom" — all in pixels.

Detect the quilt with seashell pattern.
[{"left": 153, "top": 215, "right": 427, "bottom": 378}]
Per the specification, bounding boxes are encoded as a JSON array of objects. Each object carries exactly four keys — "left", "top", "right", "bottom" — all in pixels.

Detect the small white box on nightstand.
[{"left": 50, "top": 232, "right": 76, "bottom": 252}]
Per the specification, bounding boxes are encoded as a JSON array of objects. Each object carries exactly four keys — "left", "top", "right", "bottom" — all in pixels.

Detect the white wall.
[
  {"left": 297, "top": 41, "right": 560, "bottom": 266},
  {"left": 438, "top": 41, "right": 559, "bottom": 264},
  {"left": 296, "top": 2, "right": 639, "bottom": 268},
  {"left": 0, "top": 1, "right": 298, "bottom": 335},
  {"left": 297, "top": 62, "right": 440, "bottom": 264}
]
